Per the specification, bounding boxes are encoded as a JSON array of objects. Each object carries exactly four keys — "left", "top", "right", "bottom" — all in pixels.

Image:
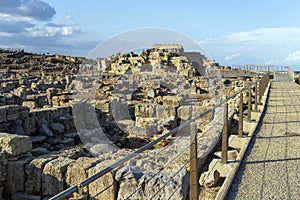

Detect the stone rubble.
[{"left": 0, "top": 46, "right": 254, "bottom": 199}]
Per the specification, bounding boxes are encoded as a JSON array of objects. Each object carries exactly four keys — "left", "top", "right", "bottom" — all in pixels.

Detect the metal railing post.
[
  {"left": 190, "top": 122, "right": 198, "bottom": 200},
  {"left": 222, "top": 102, "right": 228, "bottom": 164},
  {"left": 238, "top": 93, "right": 243, "bottom": 138},
  {"left": 247, "top": 90, "right": 251, "bottom": 122},
  {"left": 254, "top": 82, "right": 258, "bottom": 112}
]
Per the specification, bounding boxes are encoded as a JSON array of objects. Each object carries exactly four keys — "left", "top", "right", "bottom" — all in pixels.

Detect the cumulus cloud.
[
  {"left": 26, "top": 23, "right": 76, "bottom": 37},
  {"left": 0, "top": 0, "right": 91, "bottom": 56},
  {"left": 0, "top": 0, "right": 56, "bottom": 21},
  {"left": 286, "top": 51, "right": 300, "bottom": 62}
]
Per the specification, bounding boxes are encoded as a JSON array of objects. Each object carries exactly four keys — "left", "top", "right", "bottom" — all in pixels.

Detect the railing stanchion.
[
  {"left": 247, "top": 90, "right": 251, "bottom": 122},
  {"left": 254, "top": 82, "right": 258, "bottom": 112},
  {"left": 222, "top": 102, "right": 228, "bottom": 164},
  {"left": 238, "top": 93, "right": 243, "bottom": 138},
  {"left": 190, "top": 122, "right": 198, "bottom": 200}
]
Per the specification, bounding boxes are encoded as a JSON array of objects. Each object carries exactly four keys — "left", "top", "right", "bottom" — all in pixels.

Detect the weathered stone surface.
[
  {"left": 25, "top": 155, "right": 56, "bottom": 194},
  {"left": 0, "top": 107, "right": 7, "bottom": 123},
  {"left": 31, "top": 147, "right": 50, "bottom": 157},
  {"left": 199, "top": 169, "right": 221, "bottom": 188},
  {"left": 5, "top": 105, "right": 29, "bottom": 121},
  {"left": 115, "top": 167, "right": 189, "bottom": 200},
  {"left": 22, "top": 101, "right": 37, "bottom": 110},
  {"left": 12, "top": 192, "right": 41, "bottom": 200},
  {"left": 9, "top": 119, "right": 25, "bottom": 135},
  {"left": 65, "top": 157, "right": 97, "bottom": 189},
  {"left": 142, "top": 169, "right": 189, "bottom": 200},
  {"left": 53, "top": 116, "right": 74, "bottom": 131},
  {"left": 42, "top": 157, "right": 74, "bottom": 196},
  {"left": 87, "top": 161, "right": 115, "bottom": 200},
  {"left": 38, "top": 119, "right": 53, "bottom": 136},
  {"left": 115, "top": 166, "right": 143, "bottom": 200},
  {"left": 6, "top": 156, "right": 34, "bottom": 196},
  {"left": 49, "top": 123, "right": 65, "bottom": 134},
  {"left": 0, "top": 132, "right": 32, "bottom": 156}
]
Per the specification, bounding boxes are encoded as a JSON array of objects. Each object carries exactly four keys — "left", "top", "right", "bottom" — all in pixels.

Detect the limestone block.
[
  {"left": 12, "top": 192, "right": 41, "bottom": 200},
  {"left": 115, "top": 166, "right": 143, "bottom": 200},
  {"left": 22, "top": 101, "right": 37, "bottom": 110},
  {"left": 142, "top": 169, "right": 189, "bottom": 200},
  {"left": 53, "top": 116, "right": 74, "bottom": 131},
  {"left": 5, "top": 105, "right": 29, "bottom": 121},
  {"left": 65, "top": 157, "right": 98, "bottom": 188},
  {"left": 87, "top": 161, "right": 115, "bottom": 200},
  {"left": 25, "top": 155, "right": 57, "bottom": 194},
  {"left": 0, "top": 107, "right": 7, "bottom": 123},
  {"left": 6, "top": 156, "right": 34, "bottom": 196},
  {"left": 0, "top": 132, "right": 32, "bottom": 156},
  {"left": 42, "top": 157, "right": 74, "bottom": 196},
  {"left": 49, "top": 123, "right": 65, "bottom": 134}
]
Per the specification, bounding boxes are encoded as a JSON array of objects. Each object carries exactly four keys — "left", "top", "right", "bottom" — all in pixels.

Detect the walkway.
[{"left": 226, "top": 82, "right": 300, "bottom": 199}]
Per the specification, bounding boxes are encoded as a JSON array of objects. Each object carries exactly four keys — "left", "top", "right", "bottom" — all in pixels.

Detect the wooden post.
[
  {"left": 254, "top": 82, "right": 258, "bottom": 112},
  {"left": 259, "top": 79, "right": 262, "bottom": 105},
  {"left": 190, "top": 122, "right": 198, "bottom": 200},
  {"left": 238, "top": 93, "right": 243, "bottom": 138},
  {"left": 247, "top": 90, "right": 251, "bottom": 122},
  {"left": 222, "top": 102, "right": 228, "bottom": 164}
]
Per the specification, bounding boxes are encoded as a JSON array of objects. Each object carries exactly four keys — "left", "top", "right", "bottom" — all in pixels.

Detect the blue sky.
[{"left": 1, "top": 0, "right": 300, "bottom": 69}]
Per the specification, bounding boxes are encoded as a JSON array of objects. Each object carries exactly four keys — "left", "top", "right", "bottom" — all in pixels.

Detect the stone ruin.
[{"left": 0, "top": 46, "right": 252, "bottom": 199}]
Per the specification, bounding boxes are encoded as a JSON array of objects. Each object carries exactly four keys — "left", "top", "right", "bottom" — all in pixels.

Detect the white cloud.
[
  {"left": 225, "top": 53, "right": 241, "bottom": 61},
  {"left": 26, "top": 25, "right": 74, "bottom": 37},
  {"left": 201, "top": 27, "right": 300, "bottom": 45},
  {"left": 201, "top": 27, "right": 300, "bottom": 69},
  {"left": 286, "top": 51, "right": 300, "bottom": 62}
]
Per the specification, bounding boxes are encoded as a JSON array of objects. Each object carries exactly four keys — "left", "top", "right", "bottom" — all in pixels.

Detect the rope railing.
[{"left": 50, "top": 73, "right": 270, "bottom": 200}]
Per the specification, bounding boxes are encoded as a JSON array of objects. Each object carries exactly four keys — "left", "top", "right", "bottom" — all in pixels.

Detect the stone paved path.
[{"left": 226, "top": 82, "right": 300, "bottom": 200}]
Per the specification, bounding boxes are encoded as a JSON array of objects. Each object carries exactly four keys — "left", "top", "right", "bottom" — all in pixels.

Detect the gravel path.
[{"left": 226, "top": 82, "right": 300, "bottom": 200}]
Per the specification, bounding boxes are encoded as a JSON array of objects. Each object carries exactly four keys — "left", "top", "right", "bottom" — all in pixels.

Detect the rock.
[
  {"left": 54, "top": 116, "right": 74, "bottom": 131},
  {"left": 88, "top": 143, "right": 118, "bottom": 156},
  {"left": 42, "top": 157, "right": 74, "bottom": 196},
  {"left": 115, "top": 166, "right": 144, "bottom": 200},
  {"left": 142, "top": 169, "right": 189, "bottom": 200},
  {"left": 9, "top": 119, "right": 25, "bottom": 135},
  {"left": 0, "top": 107, "right": 7, "bottom": 123},
  {"left": 199, "top": 170, "right": 220, "bottom": 188},
  {"left": 0, "top": 132, "right": 32, "bottom": 156},
  {"left": 5, "top": 105, "right": 29, "bottom": 121},
  {"left": 22, "top": 101, "right": 37, "bottom": 110},
  {"left": 49, "top": 123, "right": 65, "bottom": 134},
  {"left": 87, "top": 161, "right": 115, "bottom": 200},
  {"left": 31, "top": 147, "right": 50, "bottom": 157},
  {"left": 12, "top": 192, "right": 41, "bottom": 200},
  {"left": 30, "top": 136, "right": 47, "bottom": 148},
  {"left": 6, "top": 156, "right": 34, "bottom": 196},
  {"left": 38, "top": 119, "right": 53, "bottom": 137},
  {"left": 25, "top": 155, "right": 56, "bottom": 194},
  {"left": 65, "top": 157, "right": 98, "bottom": 189}
]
